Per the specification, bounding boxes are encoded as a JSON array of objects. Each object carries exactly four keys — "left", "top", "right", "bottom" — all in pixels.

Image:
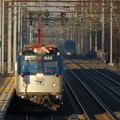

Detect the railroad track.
[
  {"left": 24, "top": 113, "right": 54, "bottom": 120},
  {"left": 6, "top": 112, "right": 54, "bottom": 120},
  {"left": 72, "top": 60, "right": 120, "bottom": 97},
  {"left": 4, "top": 59, "right": 120, "bottom": 120},
  {"left": 63, "top": 59, "right": 120, "bottom": 120}
]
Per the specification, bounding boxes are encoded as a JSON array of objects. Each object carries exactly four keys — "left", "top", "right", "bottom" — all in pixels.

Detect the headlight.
[
  {"left": 36, "top": 73, "right": 44, "bottom": 78},
  {"left": 52, "top": 83, "right": 57, "bottom": 87},
  {"left": 67, "top": 53, "right": 71, "bottom": 55}
]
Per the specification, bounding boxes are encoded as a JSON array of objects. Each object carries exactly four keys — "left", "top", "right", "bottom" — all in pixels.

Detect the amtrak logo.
[{"left": 35, "top": 80, "right": 44, "bottom": 85}]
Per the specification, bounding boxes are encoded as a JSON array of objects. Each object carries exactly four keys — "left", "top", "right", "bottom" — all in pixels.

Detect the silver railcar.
[{"left": 15, "top": 54, "right": 63, "bottom": 110}]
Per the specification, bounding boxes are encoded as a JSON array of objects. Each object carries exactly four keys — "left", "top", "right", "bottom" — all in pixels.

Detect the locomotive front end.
[{"left": 15, "top": 54, "right": 63, "bottom": 110}]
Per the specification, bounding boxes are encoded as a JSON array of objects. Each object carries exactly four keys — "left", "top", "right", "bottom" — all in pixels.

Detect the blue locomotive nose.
[{"left": 58, "top": 40, "right": 76, "bottom": 58}]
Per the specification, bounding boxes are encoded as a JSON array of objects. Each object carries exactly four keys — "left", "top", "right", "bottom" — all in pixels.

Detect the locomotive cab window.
[
  {"left": 22, "top": 61, "right": 37, "bottom": 73},
  {"left": 44, "top": 61, "right": 58, "bottom": 74},
  {"left": 21, "top": 59, "right": 59, "bottom": 74}
]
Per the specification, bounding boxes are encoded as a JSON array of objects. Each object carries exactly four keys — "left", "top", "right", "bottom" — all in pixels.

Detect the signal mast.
[{"left": 37, "top": 17, "right": 41, "bottom": 46}]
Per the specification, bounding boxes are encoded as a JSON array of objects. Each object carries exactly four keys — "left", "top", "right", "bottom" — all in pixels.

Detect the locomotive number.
[{"left": 43, "top": 56, "right": 53, "bottom": 60}]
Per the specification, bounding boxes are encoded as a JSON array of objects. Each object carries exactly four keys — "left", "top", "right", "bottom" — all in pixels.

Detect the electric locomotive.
[
  {"left": 15, "top": 44, "right": 63, "bottom": 110},
  {"left": 58, "top": 40, "right": 76, "bottom": 58}
]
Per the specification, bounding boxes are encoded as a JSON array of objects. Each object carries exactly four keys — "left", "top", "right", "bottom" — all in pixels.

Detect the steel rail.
[
  {"left": 50, "top": 113, "right": 54, "bottom": 120},
  {"left": 73, "top": 61, "right": 120, "bottom": 96},
  {"left": 64, "top": 78, "right": 95, "bottom": 120},
  {"left": 64, "top": 63, "right": 119, "bottom": 120},
  {"left": 25, "top": 114, "right": 29, "bottom": 120},
  {"left": 71, "top": 61, "right": 120, "bottom": 103},
  {"left": 83, "top": 63, "right": 120, "bottom": 86}
]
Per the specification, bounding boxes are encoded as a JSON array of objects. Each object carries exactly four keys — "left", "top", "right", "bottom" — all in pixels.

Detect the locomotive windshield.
[
  {"left": 64, "top": 42, "right": 75, "bottom": 49},
  {"left": 22, "top": 61, "right": 58, "bottom": 74},
  {"left": 44, "top": 61, "right": 58, "bottom": 74},
  {"left": 23, "top": 62, "right": 37, "bottom": 73}
]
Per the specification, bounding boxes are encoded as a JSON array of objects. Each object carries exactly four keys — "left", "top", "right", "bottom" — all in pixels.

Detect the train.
[
  {"left": 58, "top": 40, "right": 76, "bottom": 58},
  {"left": 15, "top": 43, "right": 64, "bottom": 110}
]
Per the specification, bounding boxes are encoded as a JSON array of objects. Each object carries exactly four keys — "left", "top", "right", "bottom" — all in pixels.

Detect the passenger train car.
[
  {"left": 15, "top": 46, "right": 63, "bottom": 110},
  {"left": 58, "top": 40, "right": 76, "bottom": 58}
]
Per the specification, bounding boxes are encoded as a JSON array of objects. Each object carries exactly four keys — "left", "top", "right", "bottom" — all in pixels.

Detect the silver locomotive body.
[{"left": 15, "top": 55, "right": 63, "bottom": 109}]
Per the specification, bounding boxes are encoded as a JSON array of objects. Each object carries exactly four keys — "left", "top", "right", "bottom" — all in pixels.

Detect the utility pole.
[
  {"left": 8, "top": 2, "right": 12, "bottom": 73},
  {"left": 85, "top": 0, "right": 88, "bottom": 54},
  {"left": 89, "top": 23, "right": 92, "bottom": 51},
  {"left": 37, "top": 17, "right": 41, "bottom": 45},
  {"left": 80, "top": 0, "right": 84, "bottom": 54},
  {"left": 18, "top": 2, "right": 22, "bottom": 53},
  {"left": 95, "top": 29, "right": 98, "bottom": 52},
  {"left": 0, "top": 0, "right": 2, "bottom": 72},
  {"left": 89, "top": 1, "right": 92, "bottom": 51},
  {"left": 0, "top": 2, "right": 2, "bottom": 42},
  {"left": 37, "top": 0, "right": 42, "bottom": 46},
  {"left": 101, "top": 0, "right": 105, "bottom": 62},
  {"left": 13, "top": 2, "right": 17, "bottom": 63},
  {"left": 108, "top": 0, "right": 114, "bottom": 66},
  {"left": 67, "top": 27, "right": 69, "bottom": 40},
  {"left": 2, "top": 0, "right": 4, "bottom": 73}
]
